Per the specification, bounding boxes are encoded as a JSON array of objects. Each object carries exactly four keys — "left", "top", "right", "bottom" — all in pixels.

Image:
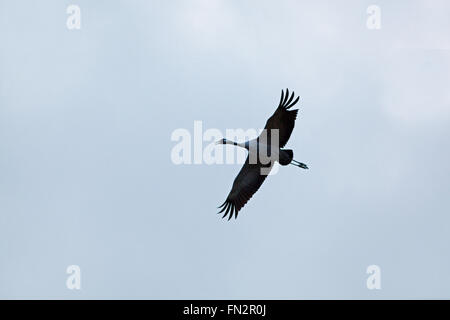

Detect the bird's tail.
[{"left": 279, "top": 149, "right": 293, "bottom": 166}]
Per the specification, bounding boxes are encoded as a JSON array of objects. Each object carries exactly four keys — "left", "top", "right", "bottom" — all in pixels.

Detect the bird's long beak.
[{"left": 215, "top": 140, "right": 222, "bottom": 145}]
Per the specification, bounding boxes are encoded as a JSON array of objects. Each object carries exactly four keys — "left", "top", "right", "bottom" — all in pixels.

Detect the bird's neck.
[{"left": 225, "top": 140, "right": 247, "bottom": 148}]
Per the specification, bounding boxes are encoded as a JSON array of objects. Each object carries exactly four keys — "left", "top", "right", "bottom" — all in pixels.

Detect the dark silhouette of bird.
[{"left": 216, "top": 89, "right": 308, "bottom": 220}]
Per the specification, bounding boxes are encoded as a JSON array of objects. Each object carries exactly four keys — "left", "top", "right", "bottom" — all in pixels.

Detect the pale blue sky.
[{"left": 1, "top": 0, "right": 450, "bottom": 299}]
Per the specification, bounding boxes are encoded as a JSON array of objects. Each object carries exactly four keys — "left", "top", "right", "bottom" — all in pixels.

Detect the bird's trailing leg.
[{"left": 291, "top": 159, "right": 309, "bottom": 169}]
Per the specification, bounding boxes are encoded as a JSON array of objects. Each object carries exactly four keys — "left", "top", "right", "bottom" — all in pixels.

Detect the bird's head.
[{"left": 215, "top": 138, "right": 227, "bottom": 145}]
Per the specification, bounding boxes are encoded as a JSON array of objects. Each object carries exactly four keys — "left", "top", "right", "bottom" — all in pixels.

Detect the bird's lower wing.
[{"left": 218, "top": 158, "right": 272, "bottom": 220}]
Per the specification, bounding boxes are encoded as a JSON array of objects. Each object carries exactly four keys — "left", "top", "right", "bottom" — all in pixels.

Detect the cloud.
[{"left": 379, "top": 50, "right": 450, "bottom": 124}]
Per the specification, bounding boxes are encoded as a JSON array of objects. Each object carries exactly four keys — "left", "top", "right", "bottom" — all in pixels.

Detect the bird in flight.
[{"left": 216, "top": 89, "right": 308, "bottom": 220}]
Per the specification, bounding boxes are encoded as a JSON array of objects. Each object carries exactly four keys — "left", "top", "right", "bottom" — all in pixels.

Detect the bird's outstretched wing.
[
  {"left": 218, "top": 157, "right": 273, "bottom": 220},
  {"left": 262, "top": 89, "right": 300, "bottom": 148}
]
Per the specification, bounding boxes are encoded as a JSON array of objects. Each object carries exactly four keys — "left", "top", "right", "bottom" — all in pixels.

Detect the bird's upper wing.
[
  {"left": 261, "top": 89, "right": 300, "bottom": 148},
  {"left": 218, "top": 157, "right": 272, "bottom": 220}
]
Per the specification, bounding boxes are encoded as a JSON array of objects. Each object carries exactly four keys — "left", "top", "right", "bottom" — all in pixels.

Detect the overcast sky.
[{"left": 1, "top": 0, "right": 450, "bottom": 299}]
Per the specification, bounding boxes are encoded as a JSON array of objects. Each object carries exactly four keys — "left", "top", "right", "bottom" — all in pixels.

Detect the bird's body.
[
  {"left": 217, "top": 89, "right": 308, "bottom": 220},
  {"left": 221, "top": 138, "right": 291, "bottom": 166}
]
